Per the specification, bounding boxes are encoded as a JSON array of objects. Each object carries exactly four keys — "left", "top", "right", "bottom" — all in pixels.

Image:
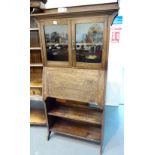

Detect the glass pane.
[
  {"left": 30, "top": 31, "right": 40, "bottom": 47},
  {"left": 76, "top": 23, "right": 103, "bottom": 63},
  {"left": 44, "top": 24, "right": 68, "bottom": 61}
]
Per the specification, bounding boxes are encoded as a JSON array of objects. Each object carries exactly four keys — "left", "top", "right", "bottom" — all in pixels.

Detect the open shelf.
[
  {"left": 50, "top": 119, "right": 101, "bottom": 143},
  {"left": 30, "top": 78, "right": 42, "bottom": 87},
  {"left": 30, "top": 95, "right": 43, "bottom": 101},
  {"left": 30, "top": 30, "right": 40, "bottom": 47},
  {"left": 30, "top": 68, "right": 42, "bottom": 86},
  {"left": 30, "top": 50, "right": 42, "bottom": 64},
  {"left": 30, "top": 87, "right": 42, "bottom": 95},
  {"left": 48, "top": 105, "right": 102, "bottom": 125},
  {"left": 30, "top": 82, "right": 42, "bottom": 88},
  {"left": 30, "top": 63, "right": 43, "bottom": 67},
  {"left": 30, "top": 47, "right": 41, "bottom": 50},
  {"left": 30, "top": 109, "right": 46, "bottom": 125},
  {"left": 30, "top": 17, "right": 38, "bottom": 28},
  {"left": 30, "top": 28, "right": 39, "bottom": 31}
]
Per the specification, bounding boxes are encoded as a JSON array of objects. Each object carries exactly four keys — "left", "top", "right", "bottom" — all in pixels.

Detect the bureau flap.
[{"left": 43, "top": 67, "right": 105, "bottom": 107}]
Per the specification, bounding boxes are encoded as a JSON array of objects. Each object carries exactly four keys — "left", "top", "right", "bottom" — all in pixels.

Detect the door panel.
[
  {"left": 41, "top": 19, "right": 72, "bottom": 67},
  {"left": 72, "top": 17, "right": 107, "bottom": 69}
]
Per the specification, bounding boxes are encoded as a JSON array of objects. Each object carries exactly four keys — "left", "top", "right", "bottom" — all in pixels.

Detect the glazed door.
[
  {"left": 72, "top": 17, "right": 107, "bottom": 69},
  {"left": 40, "top": 19, "right": 72, "bottom": 67}
]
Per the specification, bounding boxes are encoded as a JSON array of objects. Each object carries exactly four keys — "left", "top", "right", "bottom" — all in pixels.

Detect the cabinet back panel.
[
  {"left": 30, "top": 31, "right": 40, "bottom": 47},
  {"left": 30, "top": 50, "right": 42, "bottom": 63}
]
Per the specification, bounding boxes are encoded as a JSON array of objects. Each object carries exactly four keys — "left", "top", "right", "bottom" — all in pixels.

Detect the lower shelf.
[
  {"left": 50, "top": 119, "right": 101, "bottom": 143},
  {"left": 30, "top": 109, "right": 46, "bottom": 125},
  {"left": 30, "top": 81, "right": 42, "bottom": 87},
  {"left": 30, "top": 95, "right": 43, "bottom": 101},
  {"left": 48, "top": 106, "right": 102, "bottom": 125}
]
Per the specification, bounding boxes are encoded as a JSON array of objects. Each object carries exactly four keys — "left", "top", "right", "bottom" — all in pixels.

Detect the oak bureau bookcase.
[{"left": 30, "top": 2, "right": 119, "bottom": 154}]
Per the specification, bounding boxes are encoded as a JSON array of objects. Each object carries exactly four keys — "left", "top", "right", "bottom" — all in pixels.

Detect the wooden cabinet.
[
  {"left": 30, "top": 17, "right": 46, "bottom": 125},
  {"left": 31, "top": 2, "right": 119, "bottom": 154},
  {"left": 39, "top": 16, "right": 108, "bottom": 69}
]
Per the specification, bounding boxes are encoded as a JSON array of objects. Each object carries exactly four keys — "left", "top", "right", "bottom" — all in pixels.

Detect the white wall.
[
  {"left": 106, "top": 1, "right": 124, "bottom": 106},
  {"left": 44, "top": 0, "right": 124, "bottom": 106},
  {"left": 106, "top": 23, "right": 124, "bottom": 105},
  {"left": 45, "top": 0, "right": 117, "bottom": 8}
]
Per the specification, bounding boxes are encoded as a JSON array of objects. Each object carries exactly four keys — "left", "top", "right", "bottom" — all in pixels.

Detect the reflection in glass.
[
  {"left": 44, "top": 24, "right": 68, "bottom": 61},
  {"left": 76, "top": 23, "right": 103, "bottom": 63}
]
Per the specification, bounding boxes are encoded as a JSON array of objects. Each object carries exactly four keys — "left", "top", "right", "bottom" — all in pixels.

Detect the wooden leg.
[
  {"left": 100, "top": 147, "right": 103, "bottom": 155},
  {"left": 100, "top": 141, "right": 103, "bottom": 155},
  {"left": 47, "top": 131, "right": 51, "bottom": 141}
]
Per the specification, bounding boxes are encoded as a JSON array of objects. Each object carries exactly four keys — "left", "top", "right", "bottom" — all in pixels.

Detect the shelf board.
[
  {"left": 30, "top": 63, "right": 43, "bottom": 67},
  {"left": 30, "top": 28, "right": 39, "bottom": 31},
  {"left": 50, "top": 119, "right": 101, "bottom": 143},
  {"left": 30, "top": 47, "right": 41, "bottom": 50},
  {"left": 30, "top": 95, "right": 43, "bottom": 101},
  {"left": 30, "top": 109, "right": 46, "bottom": 125},
  {"left": 30, "top": 81, "right": 42, "bottom": 85},
  {"left": 30, "top": 74, "right": 42, "bottom": 87},
  {"left": 48, "top": 106, "right": 102, "bottom": 125},
  {"left": 30, "top": 83, "right": 42, "bottom": 88}
]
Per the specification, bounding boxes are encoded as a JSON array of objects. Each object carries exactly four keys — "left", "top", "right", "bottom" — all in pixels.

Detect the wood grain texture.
[
  {"left": 56, "top": 99, "right": 103, "bottom": 111},
  {"left": 30, "top": 50, "right": 42, "bottom": 64},
  {"left": 30, "top": 31, "right": 40, "bottom": 47},
  {"left": 30, "top": 17, "right": 38, "bottom": 28},
  {"left": 48, "top": 105, "right": 102, "bottom": 125},
  {"left": 31, "top": 3, "right": 119, "bottom": 18},
  {"left": 30, "top": 13, "right": 46, "bottom": 127},
  {"left": 43, "top": 67, "right": 104, "bottom": 108},
  {"left": 30, "top": 109, "right": 46, "bottom": 125},
  {"left": 50, "top": 119, "right": 101, "bottom": 143},
  {"left": 30, "top": 73, "right": 42, "bottom": 86}
]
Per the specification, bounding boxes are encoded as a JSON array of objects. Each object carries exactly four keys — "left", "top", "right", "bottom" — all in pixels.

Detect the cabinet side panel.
[{"left": 43, "top": 67, "right": 48, "bottom": 100}]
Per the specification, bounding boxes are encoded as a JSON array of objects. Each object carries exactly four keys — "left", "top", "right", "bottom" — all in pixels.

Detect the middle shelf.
[
  {"left": 30, "top": 108, "right": 46, "bottom": 125},
  {"left": 48, "top": 105, "right": 102, "bottom": 125},
  {"left": 30, "top": 67, "right": 43, "bottom": 97}
]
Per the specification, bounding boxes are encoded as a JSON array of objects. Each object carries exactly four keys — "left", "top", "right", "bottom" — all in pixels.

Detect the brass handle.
[{"left": 72, "top": 40, "right": 75, "bottom": 50}]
